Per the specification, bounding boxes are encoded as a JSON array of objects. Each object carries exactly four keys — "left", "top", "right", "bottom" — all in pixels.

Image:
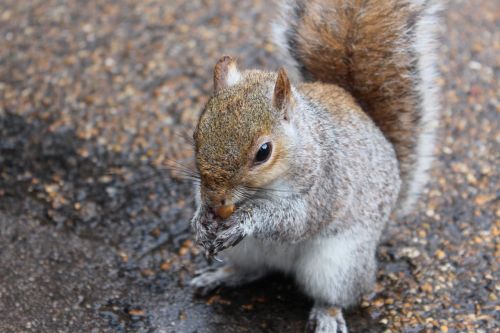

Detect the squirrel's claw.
[
  {"left": 212, "top": 225, "right": 245, "bottom": 255},
  {"left": 192, "top": 205, "right": 246, "bottom": 259}
]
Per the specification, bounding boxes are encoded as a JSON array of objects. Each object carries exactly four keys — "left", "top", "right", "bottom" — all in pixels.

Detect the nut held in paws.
[{"left": 214, "top": 204, "right": 235, "bottom": 219}]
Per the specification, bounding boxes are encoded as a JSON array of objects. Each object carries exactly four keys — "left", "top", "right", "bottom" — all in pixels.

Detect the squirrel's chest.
[{"left": 224, "top": 237, "right": 299, "bottom": 273}]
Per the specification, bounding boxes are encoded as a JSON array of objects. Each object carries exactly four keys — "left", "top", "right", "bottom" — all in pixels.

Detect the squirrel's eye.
[{"left": 255, "top": 142, "right": 272, "bottom": 163}]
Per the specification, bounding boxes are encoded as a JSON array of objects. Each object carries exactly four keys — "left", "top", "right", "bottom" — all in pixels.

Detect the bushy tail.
[{"left": 273, "top": 0, "right": 442, "bottom": 214}]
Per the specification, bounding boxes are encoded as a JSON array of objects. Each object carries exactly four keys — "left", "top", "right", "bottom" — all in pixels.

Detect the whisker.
[
  {"left": 235, "top": 187, "right": 284, "bottom": 202},
  {"left": 158, "top": 158, "right": 200, "bottom": 181},
  {"left": 233, "top": 188, "right": 255, "bottom": 202},
  {"left": 243, "top": 184, "right": 294, "bottom": 194},
  {"left": 163, "top": 158, "right": 197, "bottom": 173},
  {"left": 156, "top": 165, "right": 199, "bottom": 179},
  {"left": 172, "top": 128, "right": 196, "bottom": 148}
]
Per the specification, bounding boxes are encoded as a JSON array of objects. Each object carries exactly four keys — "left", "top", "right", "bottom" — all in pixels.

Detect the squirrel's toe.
[
  {"left": 190, "top": 271, "right": 222, "bottom": 297},
  {"left": 306, "top": 306, "right": 347, "bottom": 333}
]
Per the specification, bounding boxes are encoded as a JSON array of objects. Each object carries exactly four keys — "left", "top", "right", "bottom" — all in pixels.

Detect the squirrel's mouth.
[{"left": 213, "top": 204, "right": 235, "bottom": 219}]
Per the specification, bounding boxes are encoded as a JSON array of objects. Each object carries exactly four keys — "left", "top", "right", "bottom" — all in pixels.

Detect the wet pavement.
[{"left": 0, "top": 0, "right": 498, "bottom": 332}]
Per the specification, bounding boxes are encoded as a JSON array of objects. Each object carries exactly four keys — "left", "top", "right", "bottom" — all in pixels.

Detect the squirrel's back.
[{"left": 273, "top": 0, "right": 442, "bottom": 214}]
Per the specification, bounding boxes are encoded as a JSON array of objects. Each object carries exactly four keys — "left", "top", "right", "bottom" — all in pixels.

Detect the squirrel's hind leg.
[
  {"left": 295, "top": 233, "right": 378, "bottom": 333},
  {"left": 190, "top": 265, "right": 265, "bottom": 297},
  {"left": 306, "top": 303, "right": 347, "bottom": 333}
]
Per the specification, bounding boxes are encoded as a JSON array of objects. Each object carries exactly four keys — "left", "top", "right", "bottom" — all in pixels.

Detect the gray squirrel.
[{"left": 189, "top": 0, "right": 442, "bottom": 331}]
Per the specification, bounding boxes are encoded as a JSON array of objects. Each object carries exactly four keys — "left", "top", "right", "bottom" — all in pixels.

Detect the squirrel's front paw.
[
  {"left": 306, "top": 305, "right": 347, "bottom": 333},
  {"left": 192, "top": 207, "right": 246, "bottom": 258},
  {"left": 191, "top": 211, "right": 219, "bottom": 257},
  {"left": 212, "top": 220, "right": 245, "bottom": 256}
]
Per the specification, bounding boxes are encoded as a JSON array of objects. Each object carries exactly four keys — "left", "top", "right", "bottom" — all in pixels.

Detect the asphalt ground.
[{"left": 0, "top": 0, "right": 498, "bottom": 332}]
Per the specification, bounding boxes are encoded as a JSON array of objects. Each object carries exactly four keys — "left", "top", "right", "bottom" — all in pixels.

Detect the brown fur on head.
[{"left": 193, "top": 57, "right": 293, "bottom": 216}]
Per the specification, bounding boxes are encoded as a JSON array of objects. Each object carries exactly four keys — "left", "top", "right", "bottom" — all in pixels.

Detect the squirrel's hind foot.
[
  {"left": 306, "top": 304, "right": 347, "bottom": 333},
  {"left": 190, "top": 265, "right": 265, "bottom": 297}
]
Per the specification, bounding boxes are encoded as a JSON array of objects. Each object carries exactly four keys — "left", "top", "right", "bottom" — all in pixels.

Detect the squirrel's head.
[{"left": 193, "top": 56, "right": 295, "bottom": 219}]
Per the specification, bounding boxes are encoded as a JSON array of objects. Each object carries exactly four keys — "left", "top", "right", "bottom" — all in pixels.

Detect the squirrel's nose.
[{"left": 213, "top": 204, "right": 235, "bottom": 219}]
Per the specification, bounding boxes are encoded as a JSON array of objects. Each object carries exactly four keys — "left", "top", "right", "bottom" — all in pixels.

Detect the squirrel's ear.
[
  {"left": 213, "top": 56, "right": 241, "bottom": 94},
  {"left": 273, "top": 68, "right": 293, "bottom": 120}
]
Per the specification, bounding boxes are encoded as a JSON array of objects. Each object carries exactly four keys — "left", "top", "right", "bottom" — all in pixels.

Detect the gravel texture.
[{"left": 0, "top": 0, "right": 498, "bottom": 332}]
